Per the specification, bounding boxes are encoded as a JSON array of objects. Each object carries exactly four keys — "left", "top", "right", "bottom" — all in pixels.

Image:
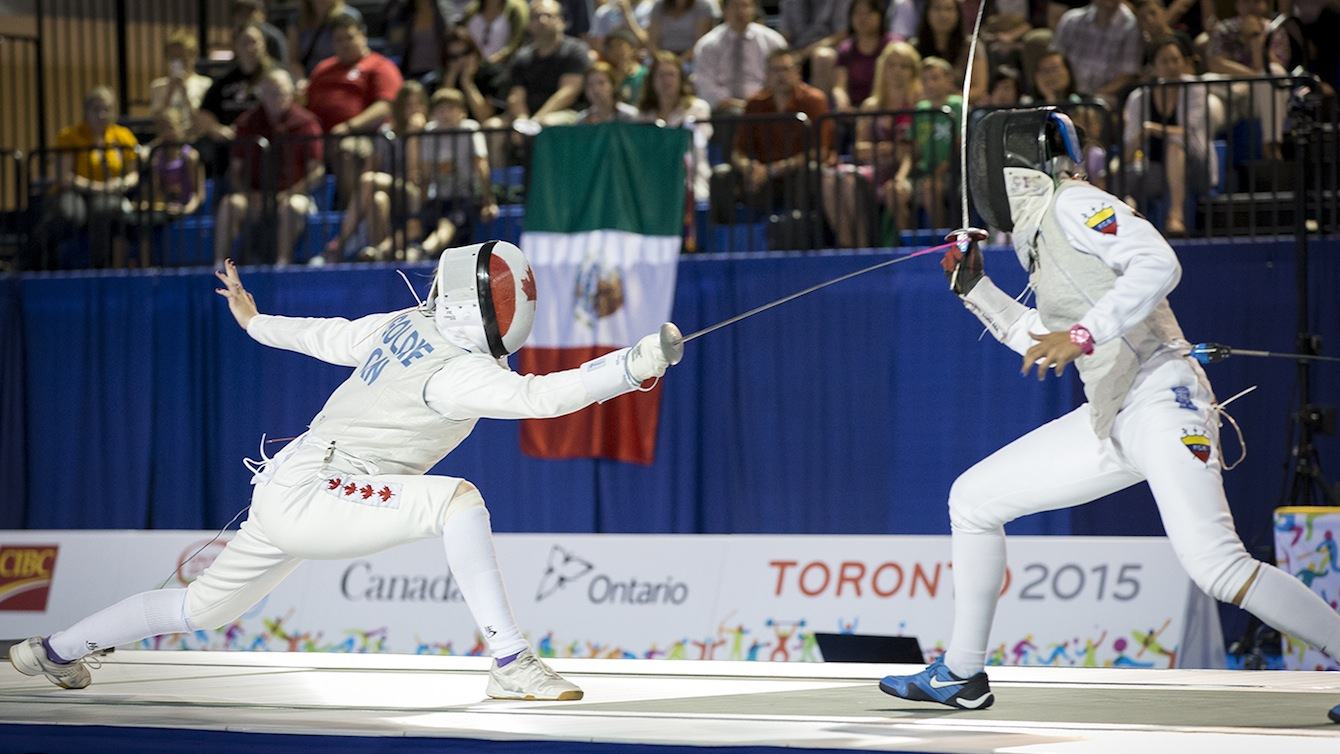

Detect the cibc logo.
[
  {"left": 535, "top": 545, "right": 688, "bottom": 606},
  {"left": 0, "top": 546, "right": 59, "bottom": 611}
]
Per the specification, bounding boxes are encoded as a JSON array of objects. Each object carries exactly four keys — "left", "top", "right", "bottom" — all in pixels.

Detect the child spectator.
[
  {"left": 327, "top": 81, "right": 430, "bottom": 261},
  {"left": 913, "top": 56, "right": 962, "bottom": 228},
  {"left": 577, "top": 62, "right": 642, "bottom": 123},
  {"left": 606, "top": 29, "right": 650, "bottom": 105},
  {"left": 139, "top": 109, "right": 206, "bottom": 224},
  {"left": 417, "top": 88, "right": 499, "bottom": 258}
]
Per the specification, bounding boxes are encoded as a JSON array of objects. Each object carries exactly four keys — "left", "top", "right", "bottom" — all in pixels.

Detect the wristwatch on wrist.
[{"left": 1069, "top": 324, "right": 1095, "bottom": 355}]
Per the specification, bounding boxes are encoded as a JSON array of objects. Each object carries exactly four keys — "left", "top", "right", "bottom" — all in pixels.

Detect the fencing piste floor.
[{"left": 0, "top": 650, "right": 1337, "bottom": 753}]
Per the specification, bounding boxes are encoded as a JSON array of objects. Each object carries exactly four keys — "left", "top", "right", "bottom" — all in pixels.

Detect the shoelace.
[{"left": 515, "top": 654, "right": 561, "bottom": 680}]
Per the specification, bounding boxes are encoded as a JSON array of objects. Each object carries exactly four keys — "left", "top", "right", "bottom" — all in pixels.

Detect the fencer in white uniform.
[
  {"left": 10, "top": 240, "right": 678, "bottom": 701},
  {"left": 879, "top": 108, "right": 1340, "bottom": 714}
]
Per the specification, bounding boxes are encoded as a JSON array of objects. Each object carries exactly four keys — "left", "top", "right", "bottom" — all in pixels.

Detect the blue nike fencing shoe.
[
  {"left": 879, "top": 659, "right": 994, "bottom": 710},
  {"left": 1329, "top": 702, "right": 1339, "bottom": 723}
]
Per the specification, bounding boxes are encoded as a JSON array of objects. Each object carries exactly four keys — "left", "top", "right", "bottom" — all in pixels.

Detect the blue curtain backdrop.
[{"left": 2, "top": 241, "right": 1337, "bottom": 552}]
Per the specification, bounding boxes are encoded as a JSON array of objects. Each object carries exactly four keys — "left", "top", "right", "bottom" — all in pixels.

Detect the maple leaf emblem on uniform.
[
  {"left": 378, "top": 486, "right": 394, "bottom": 502},
  {"left": 344, "top": 482, "right": 358, "bottom": 496},
  {"left": 520, "top": 266, "right": 537, "bottom": 302},
  {"left": 327, "top": 478, "right": 342, "bottom": 490},
  {"left": 360, "top": 484, "right": 375, "bottom": 499}
]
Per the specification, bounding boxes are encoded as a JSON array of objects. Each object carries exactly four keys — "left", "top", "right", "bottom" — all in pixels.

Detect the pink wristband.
[{"left": 1069, "top": 324, "right": 1095, "bottom": 355}]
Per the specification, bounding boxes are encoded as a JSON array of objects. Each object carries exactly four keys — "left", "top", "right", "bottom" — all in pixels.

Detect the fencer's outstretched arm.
[
  {"left": 425, "top": 335, "right": 670, "bottom": 421},
  {"left": 246, "top": 312, "right": 400, "bottom": 367},
  {"left": 1054, "top": 187, "right": 1181, "bottom": 345},
  {"left": 214, "top": 258, "right": 404, "bottom": 367}
]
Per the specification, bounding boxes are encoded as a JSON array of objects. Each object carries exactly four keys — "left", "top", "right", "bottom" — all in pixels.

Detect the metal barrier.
[
  {"left": 386, "top": 126, "right": 530, "bottom": 262},
  {"left": 23, "top": 143, "right": 141, "bottom": 269},
  {"left": 697, "top": 112, "right": 822, "bottom": 253},
  {"left": 134, "top": 138, "right": 217, "bottom": 268},
  {"left": 134, "top": 126, "right": 534, "bottom": 268},
  {"left": 815, "top": 108, "right": 958, "bottom": 250},
  {"left": 1117, "top": 74, "right": 1319, "bottom": 238},
  {"left": 8, "top": 75, "right": 1340, "bottom": 270}
]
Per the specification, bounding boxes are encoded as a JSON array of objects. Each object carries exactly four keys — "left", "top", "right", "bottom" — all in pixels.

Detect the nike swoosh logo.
[
  {"left": 956, "top": 692, "right": 992, "bottom": 709},
  {"left": 927, "top": 676, "right": 969, "bottom": 689}
]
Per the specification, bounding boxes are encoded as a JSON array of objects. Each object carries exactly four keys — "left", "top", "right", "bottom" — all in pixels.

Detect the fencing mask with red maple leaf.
[{"left": 428, "top": 240, "right": 537, "bottom": 357}]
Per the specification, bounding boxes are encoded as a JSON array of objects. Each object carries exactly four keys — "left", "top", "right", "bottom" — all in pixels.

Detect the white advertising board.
[{"left": 0, "top": 531, "right": 1214, "bottom": 668}]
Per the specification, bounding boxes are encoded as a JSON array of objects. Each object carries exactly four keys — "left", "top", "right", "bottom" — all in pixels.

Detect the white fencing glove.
[
  {"left": 625, "top": 331, "right": 671, "bottom": 385},
  {"left": 577, "top": 325, "right": 678, "bottom": 403}
]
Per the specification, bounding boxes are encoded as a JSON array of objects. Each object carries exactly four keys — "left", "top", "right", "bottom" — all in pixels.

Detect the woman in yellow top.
[{"left": 28, "top": 87, "right": 140, "bottom": 269}]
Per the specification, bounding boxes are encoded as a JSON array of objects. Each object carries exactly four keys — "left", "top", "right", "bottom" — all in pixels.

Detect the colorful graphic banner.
[
  {"left": 0, "top": 531, "right": 1217, "bottom": 668},
  {"left": 1274, "top": 506, "right": 1340, "bottom": 671}
]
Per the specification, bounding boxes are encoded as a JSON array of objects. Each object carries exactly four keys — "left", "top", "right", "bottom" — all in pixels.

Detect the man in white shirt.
[
  {"left": 10, "top": 242, "right": 676, "bottom": 702},
  {"left": 879, "top": 109, "right": 1340, "bottom": 719},
  {"left": 691, "top": 0, "right": 787, "bottom": 117}
]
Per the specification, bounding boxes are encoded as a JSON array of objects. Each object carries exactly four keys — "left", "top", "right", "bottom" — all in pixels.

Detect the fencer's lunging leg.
[
  {"left": 442, "top": 483, "right": 529, "bottom": 659},
  {"left": 31, "top": 515, "right": 299, "bottom": 675},
  {"left": 444, "top": 482, "right": 582, "bottom": 700},
  {"left": 1122, "top": 400, "right": 1340, "bottom": 659},
  {"left": 945, "top": 407, "right": 1140, "bottom": 678},
  {"left": 47, "top": 588, "right": 194, "bottom": 662}
]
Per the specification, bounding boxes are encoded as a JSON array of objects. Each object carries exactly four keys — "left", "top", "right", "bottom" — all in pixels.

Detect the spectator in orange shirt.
[
  {"left": 27, "top": 86, "right": 139, "bottom": 269},
  {"left": 305, "top": 13, "right": 404, "bottom": 205},
  {"left": 712, "top": 49, "right": 831, "bottom": 222}
]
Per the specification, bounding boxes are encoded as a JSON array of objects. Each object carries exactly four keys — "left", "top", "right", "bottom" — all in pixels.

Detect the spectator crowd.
[{"left": 19, "top": 0, "right": 1334, "bottom": 269}]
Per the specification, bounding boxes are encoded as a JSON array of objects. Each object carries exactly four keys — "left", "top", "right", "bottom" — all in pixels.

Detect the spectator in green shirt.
[{"left": 913, "top": 56, "right": 961, "bottom": 228}]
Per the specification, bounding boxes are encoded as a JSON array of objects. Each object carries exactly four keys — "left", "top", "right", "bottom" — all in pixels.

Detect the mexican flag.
[{"left": 519, "top": 122, "right": 690, "bottom": 464}]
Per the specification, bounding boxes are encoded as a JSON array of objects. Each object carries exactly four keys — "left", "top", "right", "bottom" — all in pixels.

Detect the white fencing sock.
[
  {"left": 442, "top": 506, "right": 529, "bottom": 659},
  {"left": 47, "top": 588, "right": 192, "bottom": 662},
  {"left": 1240, "top": 562, "right": 1340, "bottom": 659},
  {"left": 944, "top": 527, "right": 1007, "bottom": 678}
]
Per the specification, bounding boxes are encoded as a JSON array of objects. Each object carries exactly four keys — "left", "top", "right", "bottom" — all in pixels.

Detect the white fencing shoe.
[
  {"left": 9, "top": 637, "right": 93, "bottom": 689},
  {"left": 485, "top": 649, "right": 583, "bottom": 701}
]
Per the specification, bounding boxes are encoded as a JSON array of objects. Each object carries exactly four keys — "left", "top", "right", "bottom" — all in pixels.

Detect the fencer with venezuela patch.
[{"left": 879, "top": 108, "right": 1340, "bottom": 718}]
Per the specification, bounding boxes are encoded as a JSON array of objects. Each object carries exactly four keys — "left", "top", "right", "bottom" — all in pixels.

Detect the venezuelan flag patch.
[
  {"left": 1180, "top": 428, "right": 1212, "bottom": 463},
  {"left": 1084, "top": 205, "right": 1119, "bottom": 236}
]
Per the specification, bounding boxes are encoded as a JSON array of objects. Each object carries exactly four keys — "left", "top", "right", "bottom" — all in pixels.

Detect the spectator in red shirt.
[
  {"left": 215, "top": 69, "right": 325, "bottom": 266},
  {"left": 711, "top": 49, "right": 832, "bottom": 223},
  {"left": 305, "top": 13, "right": 404, "bottom": 204}
]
